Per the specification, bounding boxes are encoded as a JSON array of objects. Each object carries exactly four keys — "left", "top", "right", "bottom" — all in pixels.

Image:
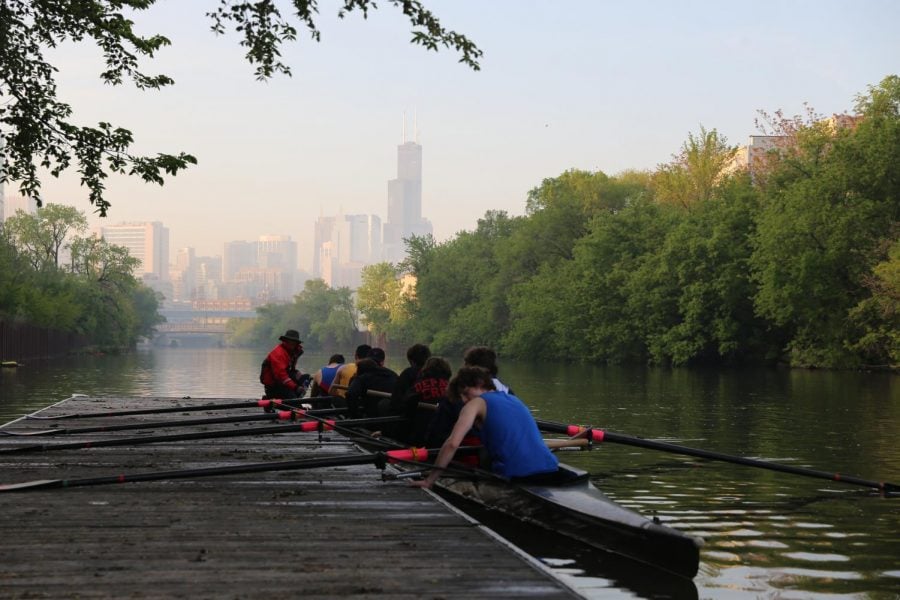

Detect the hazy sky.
[{"left": 21, "top": 0, "right": 900, "bottom": 270}]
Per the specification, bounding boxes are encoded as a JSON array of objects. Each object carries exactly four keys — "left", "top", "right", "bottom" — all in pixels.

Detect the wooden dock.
[{"left": 0, "top": 396, "right": 577, "bottom": 599}]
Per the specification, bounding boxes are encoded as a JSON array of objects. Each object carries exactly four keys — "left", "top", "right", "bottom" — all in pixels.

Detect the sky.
[{"left": 14, "top": 0, "right": 900, "bottom": 270}]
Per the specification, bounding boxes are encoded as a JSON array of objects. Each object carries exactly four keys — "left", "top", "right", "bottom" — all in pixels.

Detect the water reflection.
[{"left": 1, "top": 348, "right": 898, "bottom": 599}]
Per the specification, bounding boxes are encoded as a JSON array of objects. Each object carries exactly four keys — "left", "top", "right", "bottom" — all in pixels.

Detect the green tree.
[
  {"left": 847, "top": 239, "right": 900, "bottom": 366},
  {"left": 406, "top": 211, "right": 516, "bottom": 354},
  {"left": 501, "top": 170, "right": 650, "bottom": 358},
  {"left": 357, "top": 262, "right": 408, "bottom": 343},
  {"left": 640, "top": 177, "right": 773, "bottom": 365},
  {"left": 653, "top": 126, "right": 737, "bottom": 209},
  {"left": 229, "top": 279, "right": 357, "bottom": 350},
  {"left": 4, "top": 204, "right": 88, "bottom": 270},
  {"left": 750, "top": 76, "right": 900, "bottom": 367},
  {"left": 1, "top": 1, "right": 479, "bottom": 215}
]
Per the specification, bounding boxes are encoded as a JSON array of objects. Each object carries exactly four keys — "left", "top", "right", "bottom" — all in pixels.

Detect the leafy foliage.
[
  {"left": 1, "top": 0, "right": 479, "bottom": 214},
  {"left": 403, "top": 76, "right": 900, "bottom": 369},
  {"left": 0, "top": 203, "right": 162, "bottom": 348},
  {"left": 229, "top": 278, "right": 358, "bottom": 350}
]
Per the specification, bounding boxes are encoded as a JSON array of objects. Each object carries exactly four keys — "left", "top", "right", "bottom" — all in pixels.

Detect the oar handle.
[{"left": 328, "top": 384, "right": 392, "bottom": 399}]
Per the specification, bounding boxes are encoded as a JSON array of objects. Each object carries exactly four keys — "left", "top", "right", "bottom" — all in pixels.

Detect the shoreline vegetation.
[
  {"left": 3, "top": 77, "right": 897, "bottom": 371},
  {"left": 234, "top": 77, "right": 899, "bottom": 371}
]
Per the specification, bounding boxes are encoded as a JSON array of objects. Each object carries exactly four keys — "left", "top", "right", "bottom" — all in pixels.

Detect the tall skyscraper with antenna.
[{"left": 383, "top": 112, "right": 432, "bottom": 263}]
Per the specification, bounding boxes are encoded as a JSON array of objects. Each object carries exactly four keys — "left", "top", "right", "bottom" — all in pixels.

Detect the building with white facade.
[{"left": 100, "top": 221, "right": 170, "bottom": 281}]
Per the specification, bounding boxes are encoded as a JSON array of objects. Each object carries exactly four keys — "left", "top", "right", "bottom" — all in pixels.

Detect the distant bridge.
[{"left": 155, "top": 322, "right": 230, "bottom": 334}]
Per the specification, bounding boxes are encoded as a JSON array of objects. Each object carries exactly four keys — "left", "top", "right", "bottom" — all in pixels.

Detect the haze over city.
[{"left": 12, "top": 0, "right": 900, "bottom": 271}]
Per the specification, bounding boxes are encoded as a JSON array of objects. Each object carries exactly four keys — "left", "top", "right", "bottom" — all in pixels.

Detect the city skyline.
[{"left": 6, "top": 1, "right": 899, "bottom": 270}]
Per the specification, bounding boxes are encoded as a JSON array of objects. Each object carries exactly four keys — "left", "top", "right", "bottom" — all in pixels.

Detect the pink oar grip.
[
  {"left": 299, "top": 420, "right": 335, "bottom": 432},
  {"left": 386, "top": 447, "right": 429, "bottom": 463},
  {"left": 566, "top": 425, "right": 604, "bottom": 443}
]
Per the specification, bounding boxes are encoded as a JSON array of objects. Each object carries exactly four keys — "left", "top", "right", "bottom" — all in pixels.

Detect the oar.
[
  {"left": 537, "top": 419, "right": 899, "bottom": 495},
  {"left": 0, "top": 407, "right": 346, "bottom": 437},
  {"left": 0, "top": 446, "right": 449, "bottom": 493},
  {"left": 0, "top": 416, "right": 406, "bottom": 455},
  {"left": 24, "top": 397, "right": 342, "bottom": 420}
]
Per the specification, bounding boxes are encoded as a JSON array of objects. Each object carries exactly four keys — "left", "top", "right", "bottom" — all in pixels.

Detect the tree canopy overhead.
[{"left": 0, "top": 1, "right": 481, "bottom": 215}]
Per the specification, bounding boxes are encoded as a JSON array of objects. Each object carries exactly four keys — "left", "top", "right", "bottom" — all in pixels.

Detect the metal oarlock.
[{"left": 381, "top": 469, "right": 428, "bottom": 481}]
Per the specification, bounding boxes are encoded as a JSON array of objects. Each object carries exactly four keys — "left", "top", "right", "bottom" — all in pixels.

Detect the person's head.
[
  {"left": 406, "top": 344, "right": 431, "bottom": 369},
  {"left": 369, "top": 347, "right": 386, "bottom": 366},
  {"left": 462, "top": 346, "right": 498, "bottom": 377},
  {"left": 354, "top": 344, "right": 372, "bottom": 361},
  {"left": 328, "top": 354, "right": 345, "bottom": 365},
  {"left": 355, "top": 358, "right": 378, "bottom": 375},
  {"left": 279, "top": 329, "right": 303, "bottom": 352},
  {"left": 448, "top": 366, "right": 495, "bottom": 403},
  {"left": 421, "top": 356, "right": 452, "bottom": 380}
]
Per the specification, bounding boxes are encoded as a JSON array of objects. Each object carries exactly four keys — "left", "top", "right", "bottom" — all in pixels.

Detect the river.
[{"left": 1, "top": 347, "right": 898, "bottom": 599}]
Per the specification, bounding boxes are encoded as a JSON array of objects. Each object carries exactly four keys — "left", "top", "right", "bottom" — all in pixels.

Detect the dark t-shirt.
[{"left": 346, "top": 365, "right": 398, "bottom": 418}]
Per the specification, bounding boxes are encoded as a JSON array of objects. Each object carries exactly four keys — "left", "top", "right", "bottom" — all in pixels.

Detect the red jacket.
[{"left": 260, "top": 343, "right": 301, "bottom": 391}]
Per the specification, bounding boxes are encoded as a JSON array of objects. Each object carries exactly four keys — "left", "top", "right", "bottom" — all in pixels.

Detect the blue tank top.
[
  {"left": 319, "top": 365, "right": 340, "bottom": 392},
  {"left": 478, "top": 391, "right": 559, "bottom": 478}
]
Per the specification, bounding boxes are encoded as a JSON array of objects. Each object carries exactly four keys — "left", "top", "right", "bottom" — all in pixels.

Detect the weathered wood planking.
[{"left": 0, "top": 396, "right": 577, "bottom": 598}]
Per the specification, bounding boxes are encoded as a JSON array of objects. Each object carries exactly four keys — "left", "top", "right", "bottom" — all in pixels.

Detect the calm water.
[{"left": 1, "top": 347, "right": 899, "bottom": 599}]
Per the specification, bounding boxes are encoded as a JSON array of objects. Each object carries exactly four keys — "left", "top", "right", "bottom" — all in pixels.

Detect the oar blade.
[
  {"left": 0, "top": 428, "right": 61, "bottom": 437},
  {"left": 0, "top": 479, "right": 61, "bottom": 492}
]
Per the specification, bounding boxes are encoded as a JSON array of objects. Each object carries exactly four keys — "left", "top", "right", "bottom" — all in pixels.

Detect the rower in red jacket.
[{"left": 260, "top": 330, "right": 307, "bottom": 398}]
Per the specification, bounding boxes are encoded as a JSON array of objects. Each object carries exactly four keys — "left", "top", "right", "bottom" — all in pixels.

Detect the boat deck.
[{"left": 0, "top": 395, "right": 577, "bottom": 599}]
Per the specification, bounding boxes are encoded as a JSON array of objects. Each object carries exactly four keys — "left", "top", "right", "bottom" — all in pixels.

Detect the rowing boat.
[
  {"left": 349, "top": 429, "right": 703, "bottom": 579},
  {"left": 432, "top": 463, "right": 702, "bottom": 579}
]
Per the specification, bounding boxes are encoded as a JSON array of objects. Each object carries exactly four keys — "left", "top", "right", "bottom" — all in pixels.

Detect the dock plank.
[{"left": 0, "top": 396, "right": 576, "bottom": 599}]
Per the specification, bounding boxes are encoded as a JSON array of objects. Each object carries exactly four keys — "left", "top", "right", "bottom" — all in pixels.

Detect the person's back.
[
  {"left": 260, "top": 330, "right": 306, "bottom": 399},
  {"left": 478, "top": 390, "right": 558, "bottom": 479},
  {"left": 345, "top": 355, "right": 398, "bottom": 418},
  {"left": 311, "top": 354, "right": 344, "bottom": 397},
  {"left": 331, "top": 344, "right": 371, "bottom": 398},
  {"left": 406, "top": 357, "right": 451, "bottom": 446},
  {"left": 409, "top": 367, "right": 558, "bottom": 491},
  {"left": 389, "top": 343, "right": 431, "bottom": 415}
]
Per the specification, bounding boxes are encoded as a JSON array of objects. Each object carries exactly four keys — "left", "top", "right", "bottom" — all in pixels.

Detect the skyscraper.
[
  {"left": 313, "top": 213, "right": 381, "bottom": 289},
  {"left": 382, "top": 115, "right": 433, "bottom": 263},
  {"left": 100, "top": 221, "right": 170, "bottom": 281}
]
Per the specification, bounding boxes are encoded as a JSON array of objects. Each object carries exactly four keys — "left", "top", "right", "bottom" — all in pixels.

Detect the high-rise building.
[
  {"left": 257, "top": 235, "right": 297, "bottom": 271},
  {"left": 100, "top": 221, "right": 169, "bottom": 280},
  {"left": 312, "top": 213, "right": 381, "bottom": 289},
  {"left": 1, "top": 193, "right": 38, "bottom": 221},
  {"left": 223, "top": 240, "right": 257, "bottom": 281},
  {"left": 383, "top": 115, "right": 433, "bottom": 263}
]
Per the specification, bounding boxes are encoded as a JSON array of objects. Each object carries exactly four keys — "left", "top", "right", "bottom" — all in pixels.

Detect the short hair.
[
  {"left": 328, "top": 354, "right": 345, "bottom": 364},
  {"left": 369, "top": 347, "right": 386, "bottom": 364},
  {"left": 406, "top": 343, "right": 431, "bottom": 368},
  {"left": 421, "top": 356, "right": 451, "bottom": 380},
  {"left": 462, "top": 346, "right": 499, "bottom": 377},
  {"left": 356, "top": 358, "right": 378, "bottom": 374},
  {"left": 447, "top": 366, "right": 495, "bottom": 403},
  {"left": 355, "top": 344, "right": 372, "bottom": 360}
]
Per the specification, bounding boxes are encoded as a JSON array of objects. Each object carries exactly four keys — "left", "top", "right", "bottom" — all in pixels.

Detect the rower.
[
  {"left": 389, "top": 343, "right": 431, "bottom": 413},
  {"left": 310, "top": 354, "right": 344, "bottom": 397},
  {"left": 410, "top": 366, "right": 563, "bottom": 489},
  {"left": 259, "top": 330, "right": 308, "bottom": 399},
  {"left": 331, "top": 344, "right": 371, "bottom": 399},
  {"left": 463, "top": 346, "right": 512, "bottom": 393},
  {"left": 345, "top": 349, "right": 398, "bottom": 418},
  {"left": 403, "top": 356, "right": 452, "bottom": 446}
]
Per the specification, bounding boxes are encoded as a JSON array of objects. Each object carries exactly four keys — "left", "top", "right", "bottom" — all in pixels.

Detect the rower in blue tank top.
[
  {"left": 311, "top": 354, "right": 344, "bottom": 396},
  {"left": 411, "top": 366, "right": 559, "bottom": 489}
]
